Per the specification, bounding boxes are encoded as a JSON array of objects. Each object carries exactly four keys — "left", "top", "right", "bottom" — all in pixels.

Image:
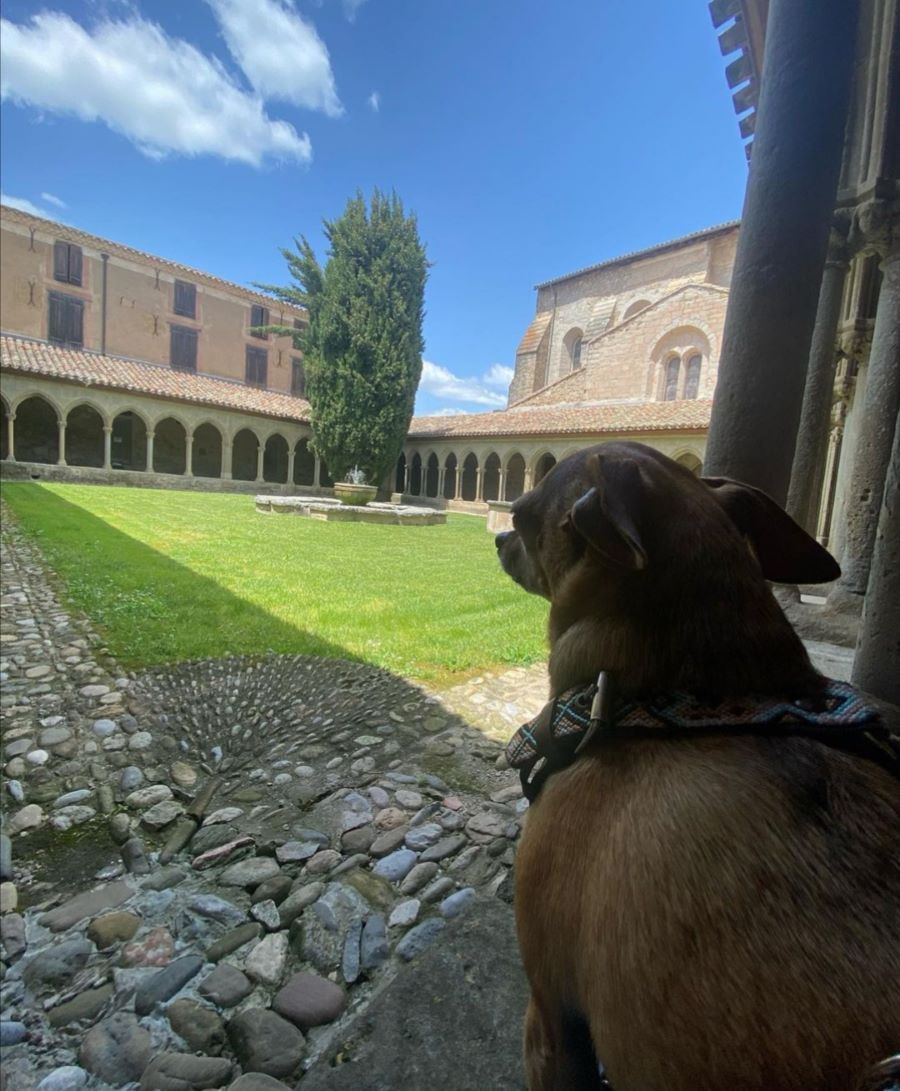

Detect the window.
[
  {"left": 664, "top": 356, "right": 680, "bottom": 401},
  {"left": 170, "top": 325, "right": 198, "bottom": 372},
  {"left": 250, "top": 304, "right": 269, "bottom": 340},
  {"left": 291, "top": 357, "right": 306, "bottom": 397},
  {"left": 173, "top": 280, "right": 196, "bottom": 319},
  {"left": 48, "top": 292, "right": 84, "bottom": 347},
  {"left": 571, "top": 338, "right": 583, "bottom": 370},
  {"left": 684, "top": 354, "right": 702, "bottom": 399},
  {"left": 292, "top": 317, "right": 305, "bottom": 347},
  {"left": 53, "top": 241, "right": 83, "bottom": 286},
  {"left": 246, "top": 346, "right": 268, "bottom": 387}
]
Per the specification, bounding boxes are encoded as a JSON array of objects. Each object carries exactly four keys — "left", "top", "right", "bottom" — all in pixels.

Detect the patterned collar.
[{"left": 506, "top": 674, "right": 898, "bottom": 803}]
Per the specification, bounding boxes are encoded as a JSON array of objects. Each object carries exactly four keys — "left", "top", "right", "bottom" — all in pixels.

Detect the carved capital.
[
  {"left": 837, "top": 327, "right": 873, "bottom": 367},
  {"left": 825, "top": 209, "right": 853, "bottom": 267},
  {"left": 849, "top": 199, "right": 900, "bottom": 259}
]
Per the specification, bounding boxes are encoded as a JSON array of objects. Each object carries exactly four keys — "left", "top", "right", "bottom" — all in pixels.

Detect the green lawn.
[{"left": 1, "top": 482, "right": 548, "bottom": 686}]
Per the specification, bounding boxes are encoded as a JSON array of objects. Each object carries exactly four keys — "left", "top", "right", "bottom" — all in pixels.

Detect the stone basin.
[
  {"left": 256, "top": 496, "right": 447, "bottom": 525},
  {"left": 334, "top": 483, "right": 378, "bottom": 506}
]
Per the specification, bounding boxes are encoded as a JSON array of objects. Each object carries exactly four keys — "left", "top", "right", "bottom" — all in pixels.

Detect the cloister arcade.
[{"left": 0, "top": 380, "right": 333, "bottom": 489}]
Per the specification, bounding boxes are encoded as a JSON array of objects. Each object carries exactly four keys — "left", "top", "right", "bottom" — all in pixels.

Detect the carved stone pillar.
[
  {"left": 255, "top": 442, "right": 265, "bottom": 484},
  {"left": 184, "top": 433, "right": 194, "bottom": 477},
  {"left": 498, "top": 469, "right": 506, "bottom": 501},
  {"left": 57, "top": 420, "right": 67, "bottom": 467},
  {"left": 313, "top": 456, "right": 321, "bottom": 488},
  {"left": 102, "top": 426, "right": 112, "bottom": 471},
  {"left": 524, "top": 467, "right": 534, "bottom": 492},
  {"left": 438, "top": 468, "right": 445, "bottom": 498},
  {"left": 476, "top": 467, "right": 484, "bottom": 502},
  {"left": 222, "top": 441, "right": 233, "bottom": 480},
  {"left": 286, "top": 447, "right": 295, "bottom": 486},
  {"left": 403, "top": 464, "right": 410, "bottom": 494},
  {"left": 6, "top": 413, "right": 16, "bottom": 462},
  {"left": 146, "top": 431, "right": 155, "bottom": 473}
]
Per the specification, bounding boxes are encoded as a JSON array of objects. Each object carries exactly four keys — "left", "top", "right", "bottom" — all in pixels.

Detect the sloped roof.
[
  {"left": 1, "top": 334, "right": 311, "bottom": 423},
  {"left": 0, "top": 205, "right": 305, "bottom": 316},
  {"left": 516, "top": 312, "right": 553, "bottom": 355},
  {"left": 408, "top": 399, "right": 711, "bottom": 439}
]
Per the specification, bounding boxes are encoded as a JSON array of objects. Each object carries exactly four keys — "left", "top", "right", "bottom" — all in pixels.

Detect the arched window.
[
  {"left": 534, "top": 453, "right": 557, "bottom": 484},
  {"left": 622, "top": 299, "right": 651, "bottom": 322},
  {"left": 571, "top": 338, "right": 582, "bottom": 369},
  {"left": 684, "top": 354, "right": 702, "bottom": 399},
  {"left": 664, "top": 356, "right": 681, "bottom": 401},
  {"left": 563, "top": 328, "right": 584, "bottom": 374}
]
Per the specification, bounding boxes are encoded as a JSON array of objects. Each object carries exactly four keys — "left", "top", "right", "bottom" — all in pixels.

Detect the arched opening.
[
  {"left": 461, "top": 453, "right": 479, "bottom": 501},
  {"left": 410, "top": 453, "right": 422, "bottom": 495},
  {"left": 65, "top": 405, "right": 105, "bottom": 468},
  {"left": 14, "top": 396, "right": 58, "bottom": 464},
  {"left": 677, "top": 452, "right": 703, "bottom": 476},
  {"left": 193, "top": 423, "right": 222, "bottom": 479},
  {"left": 1, "top": 398, "right": 9, "bottom": 461},
  {"left": 294, "top": 439, "right": 316, "bottom": 486},
  {"left": 111, "top": 411, "right": 147, "bottom": 471},
  {"left": 154, "top": 418, "right": 187, "bottom": 475},
  {"left": 534, "top": 452, "right": 557, "bottom": 485},
  {"left": 263, "top": 434, "right": 289, "bottom": 484},
  {"left": 622, "top": 299, "right": 651, "bottom": 321},
  {"left": 395, "top": 452, "right": 407, "bottom": 493},
  {"left": 505, "top": 453, "right": 526, "bottom": 501},
  {"left": 684, "top": 354, "right": 702, "bottom": 399},
  {"left": 319, "top": 460, "right": 333, "bottom": 488},
  {"left": 232, "top": 429, "right": 259, "bottom": 481},
  {"left": 425, "top": 453, "right": 440, "bottom": 498},
  {"left": 664, "top": 356, "right": 681, "bottom": 401},
  {"left": 563, "top": 328, "right": 584, "bottom": 372},
  {"left": 483, "top": 453, "right": 501, "bottom": 501},
  {"left": 443, "top": 453, "right": 458, "bottom": 500}
]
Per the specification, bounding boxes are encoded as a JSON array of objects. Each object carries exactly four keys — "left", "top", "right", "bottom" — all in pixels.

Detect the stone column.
[
  {"left": 102, "top": 426, "right": 112, "bottom": 471},
  {"left": 852, "top": 407, "right": 900, "bottom": 705},
  {"left": 185, "top": 432, "right": 194, "bottom": 478},
  {"left": 287, "top": 447, "right": 295, "bottom": 487},
  {"left": 403, "top": 464, "right": 410, "bottom": 494},
  {"left": 702, "top": 0, "right": 860, "bottom": 503},
  {"left": 438, "top": 468, "right": 445, "bottom": 498},
  {"left": 524, "top": 467, "right": 534, "bottom": 492},
  {"left": 57, "top": 419, "right": 67, "bottom": 466},
  {"left": 786, "top": 227, "right": 851, "bottom": 532},
  {"left": 476, "top": 467, "right": 484, "bottom": 502},
  {"left": 222, "top": 441, "right": 233, "bottom": 480},
  {"left": 498, "top": 469, "right": 506, "bottom": 501},
  {"left": 146, "top": 431, "right": 155, "bottom": 473},
  {"left": 255, "top": 443, "right": 265, "bottom": 484},
  {"left": 6, "top": 413, "right": 16, "bottom": 461},
  {"left": 313, "top": 456, "right": 321, "bottom": 488},
  {"left": 831, "top": 231, "right": 900, "bottom": 605}
]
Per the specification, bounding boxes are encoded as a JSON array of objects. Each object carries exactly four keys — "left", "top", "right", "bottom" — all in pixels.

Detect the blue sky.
[{"left": 0, "top": 0, "right": 748, "bottom": 416}]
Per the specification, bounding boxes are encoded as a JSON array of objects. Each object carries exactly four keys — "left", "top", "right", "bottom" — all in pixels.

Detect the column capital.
[
  {"left": 849, "top": 199, "right": 900, "bottom": 260},
  {"left": 102, "top": 425, "right": 113, "bottom": 434}
]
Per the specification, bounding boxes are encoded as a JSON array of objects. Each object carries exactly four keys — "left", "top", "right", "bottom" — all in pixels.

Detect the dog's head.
[{"left": 496, "top": 442, "right": 839, "bottom": 695}]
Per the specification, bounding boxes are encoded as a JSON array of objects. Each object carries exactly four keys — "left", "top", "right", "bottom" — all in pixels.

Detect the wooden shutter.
[
  {"left": 48, "top": 291, "right": 67, "bottom": 341},
  {"left": 53, "top": 242, "right": 69, "bottom": 282},
  {"left": 66, "top": 297, "right": 84, "bottom": 346},
  {"left": 174, "top": 280, "right": 196, "bottom": 318},
  {"left": 250, "top": 304, "right": 269, "bottom": 339},
  {"left": 291, "top": 358, "right": 305, "bottom": 396},
  {"left": 68, "top": 245, "right": 83, "bottom": 286},
  {"left": 246, "top": 346, "right": 267, "bottom": 386},
  {"left": 170, "top": 325, "right": 198, "bottom": 371},
  {"left": 48, "top": 292, "right": 83, "bottom": 346}
]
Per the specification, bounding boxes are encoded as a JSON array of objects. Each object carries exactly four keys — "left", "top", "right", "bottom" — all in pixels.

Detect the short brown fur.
[{"left": 496, "top": 441, "right": 900, "bottom": 1091}]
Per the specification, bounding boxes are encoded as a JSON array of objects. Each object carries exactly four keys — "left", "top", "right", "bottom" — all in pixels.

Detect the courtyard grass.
[{"left": 1, "top": 482, "right": 548, "bottom": 686}]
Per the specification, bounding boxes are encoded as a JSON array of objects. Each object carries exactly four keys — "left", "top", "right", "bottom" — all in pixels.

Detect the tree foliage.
[{"left": 258, "top": 190, "right": 428, "bottom": 486}]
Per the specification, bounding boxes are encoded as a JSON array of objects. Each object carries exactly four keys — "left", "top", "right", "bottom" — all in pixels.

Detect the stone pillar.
[
  {"left": 255, "top": 442, "right": 265, "bottom": 484},
  {"left": 852, "top": 408, "right": 900, "bottom": 705},
  {"left": 146, "top": 431, "right": 155, "bottom": 473},
  {"left": 438, "top": 468, "right": 445, "bottom": 498},
  {"left": 313, "top": 456, "right": 321, "bottom": 488},
  {"left": 222, "top": 441, "right": 233, "bottom": 480},
  {"left": 498, "top": 469, "right": 506, "bottom": 501},
  {"left": 476, "top": 467, "right": 484, "bottom": 501},
  {"left": 524, "top": 467, "right": 534, "bottom": 492},
  {"left": 831, "top": 234, "right": 900, "bottom": 604},
  {"left": 102, "top": 426, "right": 112, "bottom": 471},
  {"left": 6, "top": 413, "right": 16, "bottom": 461},
  {"left": 185, "top": 432, "right": 194, "bottom": 478},
  {"left": 57, "top": 419, "right": 67, "bottom": 467},
  {"left": 287, "top": 447, "right": 295, "bottom": 486},
  {"left": 702, "top": 0, "right": 860, "bottom": 503},
  {"left": 403, "top": 464, "right": 410, "bottom": 494},
  {"left": 786, "top": 227, "right": 851, "bottom": 532}
]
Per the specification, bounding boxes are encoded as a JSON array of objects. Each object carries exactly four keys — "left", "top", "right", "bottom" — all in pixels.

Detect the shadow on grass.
[{"left": 2, "top": 483, "right": 358, "bottom": 668}]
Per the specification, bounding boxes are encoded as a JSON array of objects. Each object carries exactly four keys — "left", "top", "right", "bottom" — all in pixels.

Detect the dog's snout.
[{"left": 495, "top": 531, "right": 513, "bottom": 552}]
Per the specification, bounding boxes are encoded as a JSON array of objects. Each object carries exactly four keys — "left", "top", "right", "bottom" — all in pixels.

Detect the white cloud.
[
  {"left": 482, "top": 363, "right": 514, "bottom": 388},
  {"left": 0, "top": 12, "right": 312, "bottom": 166},
  {"left": 40, "top": 191, "right": 67, "bottom": 208},
  {"left": 429, "top": 407, "right": 469, "bottom": 417},
  {"left": 1, "top": 192, "right": 53, "bottom": 217},
  {"left": 418, "top": 360, "right": 507, "bottom": 408},
  {"left": 367, "top": 90, "right": 380, "bottom": 113},
  {"left": 206, "top": 0, "right": 342, "bottom": 117},
  {"left": 343, "top": 0, "right": 367, "bottom": 22}
]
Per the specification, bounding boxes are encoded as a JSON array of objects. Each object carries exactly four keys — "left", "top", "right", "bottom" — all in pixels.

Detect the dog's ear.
[
  {"left": 702, "top": 477, "right": 840, "bottom": 584},
  {"left": 568, "top": 454, "right": 647, "bottom": 570}
]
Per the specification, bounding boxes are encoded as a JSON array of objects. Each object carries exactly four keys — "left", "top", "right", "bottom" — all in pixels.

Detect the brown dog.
[{"left": 496, "top": 441, "right": 899, "bottom": 1091}]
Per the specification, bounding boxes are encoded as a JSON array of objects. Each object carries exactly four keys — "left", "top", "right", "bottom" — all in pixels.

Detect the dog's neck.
[{"left": 547, "top": 568, "right": 823, "bottom": 702}]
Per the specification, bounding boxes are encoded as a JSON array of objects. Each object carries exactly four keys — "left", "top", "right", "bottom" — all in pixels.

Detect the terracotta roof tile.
[
  {"left": 408, "top": 400, "right": 712, "bottom": 439},
  {"left": 1, "top": 335, "right": 311, "bottom": 424}
]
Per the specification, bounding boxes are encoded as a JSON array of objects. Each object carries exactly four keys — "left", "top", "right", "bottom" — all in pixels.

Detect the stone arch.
[
  {"left": 483, "top": 452, "right": 502, "bottom": 501},
  {"left": 65, "top": 403, "right": 105, "bottom": 468},
  {"left": 460, "top": 453, "right": 479, "bottom": 501},
  {"left": 425, "top": 452, "right": 440, "bottom": 498},
  {"left": 232, "top": 428, "right": 260, "bottom": 482},
  {"left": 442, "top": 453, "right": 458, "bottom": 499},
  {"left": 563, "top": 327, "right": 584, "bottom": 372},
  {"left": 650, "top": 326, "right": 712, "bottom": 401},
  {"left": 294, "top": 438, "right": 316, "bottom": 486},
  {"left": 263, "top": 433, "right": 289, "bottom": 484},
  {"left": 410, "top": 452, "right": 423, "bottom": 496},
  {"left": 154, "top": 417, "right": 187, "bottom": 475},
  {"left": 1, "top": 396, "right": 9, "bottom": 460},
  {"left": 193, "top": 422, "right": 223, "bottom": 479},
  {"left": 504, "top": 452, "right": 526, "bottom": 501},
  {"left": 622, "top": 299, "right": 652, "bottom": 322},
  {"left": 533, "top": 451, "right": 557, "bottom": 485},
  {"left": 111, "top": 409, "right": 148, "bottom": 471},
  {"left": 395, "top": 451, "right": 407, "bottom": 493},
  {"left": 13, "top": 394, "right": 59, "bottom": 464},
  {"left": 675, "top": 450, "right": 703, "bottom": 476}
]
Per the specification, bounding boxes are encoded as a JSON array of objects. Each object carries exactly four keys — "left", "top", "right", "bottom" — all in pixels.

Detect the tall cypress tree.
[{"left": 258, "top": 191, "right": 428, "bottom": 486}]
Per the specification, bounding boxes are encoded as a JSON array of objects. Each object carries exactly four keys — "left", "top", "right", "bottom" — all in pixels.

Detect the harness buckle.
[{"left": 574, "top": 670, "right": 614, "bottom": 755}]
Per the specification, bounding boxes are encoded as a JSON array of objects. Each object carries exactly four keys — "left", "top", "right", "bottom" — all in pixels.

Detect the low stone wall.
[
  {"left": 486, "top": 501, "right": 513, "bottom": 533},
  {"left": 0, "top": 460, "right": 335, "bottom": 498}
]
